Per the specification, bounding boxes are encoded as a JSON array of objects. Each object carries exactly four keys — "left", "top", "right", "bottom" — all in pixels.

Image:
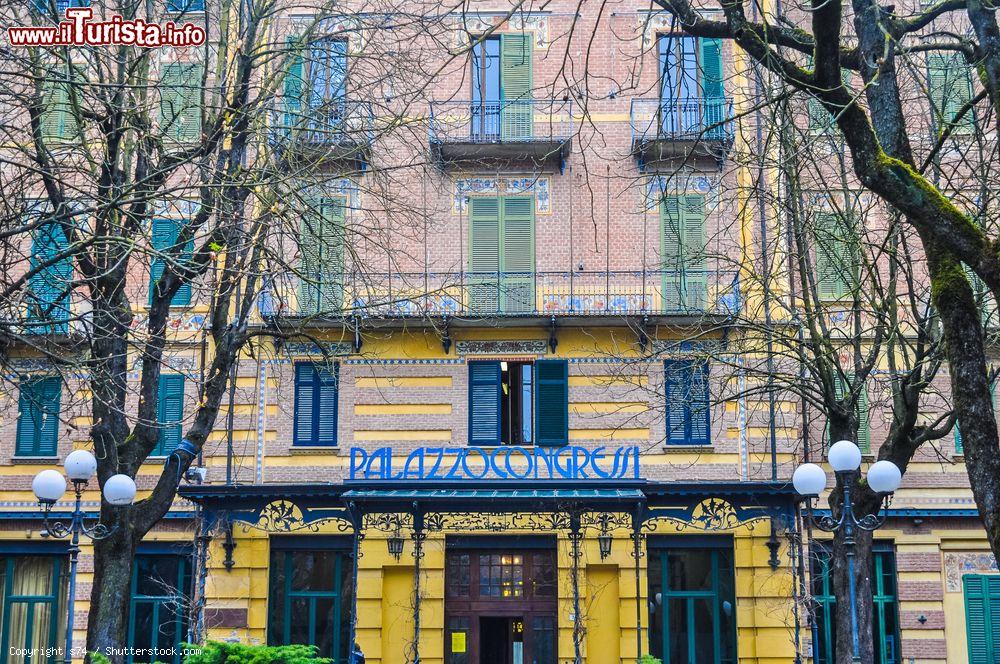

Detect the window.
[
  {"left": 660, "top": 195, "right": 707, "bottom": 312},
  {"left": 468, "top": 360, "right": 567, "bottom": 447},
  {"left": 26, "top": 222, "right": 72, "bottom": 334},
  {"left": 16, "top": 377, "right": 61, "bottom": 457},
  {"left": 267, "top": 539, "right": 353, "bottom": 661},
  {"left": 468, "top": 196, "right": 535, "bottom": 314},
  {"left": 0, "top": 554, "right": 66, "bottom": 664},
  {"left": 658, "top": 35, "right": 724, "bottom": 137},
  {"left": 293, "top": 363, "right": 338, "bottom": 446},
  {"left": 648, "top": 538, "right": 737, "bottom": 664},
  {"left": 149, "top": 217, "right": 193, "bottom": 307},
  {"left": 955, "top": 382, "right": 996, "bottom": 455},
  {"left": 811, "top": 541, "right": 900, "bottom": 664},
  {"left": 470, "top": 33, "right": 532, "bottom": 140},
  {"left": 828, "top": 373, "right": 870, "bottom": 453},
  {"left": 965, "top": 574, "right": 1000, "bottom": 663},
  {"left": 928, "top": 52, "right": 974, "bottom": 135},
  {"left": 814, "top": 211, "right": 858, "bottom": 301},
  {"left": 299, "top": 197, "right": 345, "bottom": 315},
  {"left": 283, "top": 38, "right": 347, "bottom": 134},
  {"left": 153, "top": 375, "right": 184, "bottom": 457},
  {"left": 34, "top": 0, "right": 89, "bottom": 14},
  {"left": 39, "top": 78, "right": 80, "bottom": 142},
  {"left": 166, "top": 0, "right": 204, "bottom": 11},
  {"left": 127, "top": 552, "right": 191, "bottom": 664},
  {"left": 160, "top": 63, "right": 202, "bottom": 142},
  {"left": 807, "top": 66, "right": 851, "bottom": 134},
  {"left": 664, "top": 359, "right": 710, "bottom": 446}
]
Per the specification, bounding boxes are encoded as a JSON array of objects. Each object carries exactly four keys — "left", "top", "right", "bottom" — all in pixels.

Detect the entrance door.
[{"left": 445, "top": 546, "right": 557, "bottom": 664}]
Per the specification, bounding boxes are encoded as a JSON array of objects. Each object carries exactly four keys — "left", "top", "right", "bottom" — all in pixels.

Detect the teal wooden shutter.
[
  {"left": 699, "top": 38, "right": 724, "bottom": 137},
  {"left": 300, "top": 196, "right": 345, "bottom": 315},
  {"left": 501, "top": 196, "right": 535, "bottom": 313},
  {"left": 160, "top": 63, "right": 201, "bottom": 141},
  {"left": 293, "top": 363, "right": 338, "bottom": 445},
  {"left": 468, "top": 197, "right": 501, "bottom": 313},
  {"left": 28, "top": 223, "right": 72, "bottom": 334},
  {"left": 155, "top": 374, "right": 184, "bottom": 455},
  {"left": 469, "top": 361, "right": 501, "bottom": 446},
  {"left": 316, "top": 364, "right": 339, "bottom": 445},
  {"left": 535, "top": 360, "right": 568, "bottom": 446},
  {"left": 15, "top": 377, "right": 61, "bottom": 456},
  {"left": 928, "top": 52, "right": 974, "bottom": 133},
  {"left": 500, "top": 33, "right": 532, "bottom": 140},
  {"left": 149, "top": 218, "right": 193, "bottom": 307},
  {"left": 964, "top": 574, "right": 1000, "bottom": 663},
  {"left": 283, "top": 43, "right": 305, "bottom": 134},
  {"left": 293, "top": 363, "right": 315, "bottom": 445},
  {"left": 660, "top": 195, "right": 706, "bottom": 312}
]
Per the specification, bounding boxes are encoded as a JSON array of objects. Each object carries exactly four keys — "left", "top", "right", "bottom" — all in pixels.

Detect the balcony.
[
  {"left": 270, "top": 100, "right": 374, "bottom": 165},
  {"left": 258, "top": 269, "right": 741, "bottom": 324},
  {"left": 428, "top": 99, "right": 574, "bottom": 172},
  {"left": 630, "top": 97, "right": 734, "bottom": 168}
]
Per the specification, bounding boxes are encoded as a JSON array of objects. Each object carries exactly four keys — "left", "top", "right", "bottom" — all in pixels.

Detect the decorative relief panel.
[
  {"left": 452, "top": 13, "right": 550, "bottom": 49},
  {"left": 454, "top": 176, "right": 550, "bottom": 214},
  {"left": 945, "top": 551, "right": 998, "bottom": 592},
  {"left": 456, "top": 339, "right": 548, "bottom": 355}
]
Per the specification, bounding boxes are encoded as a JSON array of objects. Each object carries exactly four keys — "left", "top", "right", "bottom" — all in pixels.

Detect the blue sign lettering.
[{"left": 348, "top": 446, "right": 641, "bottom": 481}]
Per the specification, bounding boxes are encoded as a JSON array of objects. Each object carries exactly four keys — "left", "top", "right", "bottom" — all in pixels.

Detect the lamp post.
[
  {"left": 31, "top": 450, "right": 137, "bottom": 664},
  {"left": 792, "top": 440, "right": 902, "bottom": 664}
]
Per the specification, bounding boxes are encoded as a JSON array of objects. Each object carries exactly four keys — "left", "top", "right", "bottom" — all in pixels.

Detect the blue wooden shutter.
[
  {"left": 293, "top": 363, "right": 315, "bottom": 445},
  {"left": 149, "top": 218, "right": 193, "bottom": 307},
  {"left": 16, "top": 377, "right": 61, "bottom": 456},
  {"left": 535, "top": 360, "right": 569, "bottom": 446},
  {"left": 316, "top": 364, "right": 339, "bottom": 445},
  {"left": 665, "top": 359, "right": 709, "bottom": 445},
  {"left": 28, "top": 223, "right": 73, "bottom": 334},
  {"left": 469, "top": 361, "right": 501, "bottom": 446},
  {"left": 155, "top": 374, "right": 184, "bottom": 456},
  {"left": 689, "top": 360, "right": 710, "bottom": 444}
]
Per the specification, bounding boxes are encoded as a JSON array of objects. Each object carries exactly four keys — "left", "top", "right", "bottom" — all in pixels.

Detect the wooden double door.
[{"left": 445, "top": 545, "right": 557, "bottom": 664}]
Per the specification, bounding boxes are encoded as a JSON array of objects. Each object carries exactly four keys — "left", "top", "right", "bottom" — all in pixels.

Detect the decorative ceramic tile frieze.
[
  {"left": 454, "top": 175, "right": 550, "bottom": 214},
  {"left": 451, "top": 13, "right": 549, "bottom": 49},
  {"left": 639, "top": 10, "right": 722, "bottom": 47},
  {"left": 282, "top": 341, "right": 354, "bottom": 356},
  {"left": 509, "top": 14, "right": 550, "bottom": 48},
  {"left": 455, "top": 340, "right": 548, "bottom": 355},
  {"left": 644, "top": 173, "right": 715, "bottom": 211},
  {"left": 945, "top": 552, "right": 998, "bottom": 592}
]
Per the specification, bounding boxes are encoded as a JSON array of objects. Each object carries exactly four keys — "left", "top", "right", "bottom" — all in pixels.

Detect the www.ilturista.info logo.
[{"left": 7, "top": 7, "right": 206, "bottom": 47}]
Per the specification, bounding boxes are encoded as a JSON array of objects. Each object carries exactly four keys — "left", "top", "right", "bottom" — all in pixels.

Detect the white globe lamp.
[
  {"left": 828, "top": 440, "right": 863, "bottom": 472},
  {"left": 792, "top": 463, "right": 827, "bottom": 497},
  {"left": 64, "top": 449, "right": 97, "bottom": 482},
  {"left": 867, "top": 460, "right": 903, "bottom": 494},
  {"left": 32, "top": 469, "right": 67, "bottom": 504},
  {"left": 103, "top": 474, "right": 137, "bottom": 506}
]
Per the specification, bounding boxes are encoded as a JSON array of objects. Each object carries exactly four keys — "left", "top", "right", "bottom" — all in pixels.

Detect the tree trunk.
[{"left": 85, "top": 520, "right": 138, "bottom": 663}]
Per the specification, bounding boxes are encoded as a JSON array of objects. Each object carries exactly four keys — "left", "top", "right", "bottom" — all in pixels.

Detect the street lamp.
[
  {"left": 32, "top": 450, "right": 137, "bottom": 664},
  {"left": 792, "top": 440, "right": 902, "bottom": 664}
]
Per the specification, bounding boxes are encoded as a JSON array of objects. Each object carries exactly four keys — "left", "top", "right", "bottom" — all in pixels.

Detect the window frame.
[
  {"left": 0, "top": 553, "right": 66, "bottom": 664},
  {"left": 126, "top": 549, "right": 192, "bottom": 664}
]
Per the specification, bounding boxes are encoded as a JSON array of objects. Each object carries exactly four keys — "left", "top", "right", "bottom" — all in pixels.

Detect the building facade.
[{"left": 0, "top": 0, "right": 997, "bottom": 662}]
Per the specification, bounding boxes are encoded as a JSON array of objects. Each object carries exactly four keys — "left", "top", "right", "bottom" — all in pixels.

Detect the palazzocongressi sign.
[{"left": 349, "top": 446, "right": 641, "bottom": 481}]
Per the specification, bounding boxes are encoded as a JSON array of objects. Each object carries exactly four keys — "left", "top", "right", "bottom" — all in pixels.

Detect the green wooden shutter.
[
  {"left": 283, "top": 42, "right": 305, "bottom": 134},
  {"left": 928, "top": 52, "right": 974, "bottom": 133},
  {"left": 830, "top": 373, "right": 870, "bottom": 453},
  {"left": 660, "top": 195, "right": 706, "bottom": 312},
  {"left": 155, "top": 374, "right": 184, "bottom": 456},
  {"left": 41, "top": 80, "right": 79, "bottom": 140},
  {"left": 469, "top": 361, "right": 501, "bottom": 446},
  {"left": 149, "top": 218, "right": 193, "bottom": 307},
  {"left": 299, "top": 196, "right": 345, "bottom": 315},
  {"left": 15, "top": 377, "right": 61, "bottom": 456},
  {"left": 160, "top": 63, "right": 202, "bottom": 142},
  {"left": 500, "top": 33, "right": 532, "bottom": 140},
  {"left": 815, "top": 212, "right": 853, "bottom": 300},
  {"left": 501, "top": 196, "right": 535, "bottom": 313},
  {"left": 699, "top": 38, "right": 725, "bottom": 137},
  {"left": 28, "top": 223, "right": 73, "bottom": 334},
  {"left": 964, "top": 574, "right": 1000, "bottom": 663},
  {"left": 468, "top": 197, "right": 501, "bottom": 313},
  {"left": 535, "top": 360, "right": 569, "bottom": 446}
]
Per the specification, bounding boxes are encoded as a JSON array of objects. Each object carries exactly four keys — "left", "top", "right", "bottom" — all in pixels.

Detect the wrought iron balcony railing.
[
  {"left": 258, "top": 269, "right": 741, "bottom": 319},
  {"left": 630, "top": 97, "right": 735, "bottom": 147},
  {"left": 270, "top": 100, "right": 374, "bottom": 152},
  {"left": 429, "top": 99, "right": 574, "bottom": 145}
]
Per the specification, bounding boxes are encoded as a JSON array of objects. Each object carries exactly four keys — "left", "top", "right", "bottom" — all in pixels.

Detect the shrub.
[
  {"left": 181, "top": 642, "right": 333, "bottom": 664},
  {"left": 639, "top": 656, "right": 663, "bottom": 664}
]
